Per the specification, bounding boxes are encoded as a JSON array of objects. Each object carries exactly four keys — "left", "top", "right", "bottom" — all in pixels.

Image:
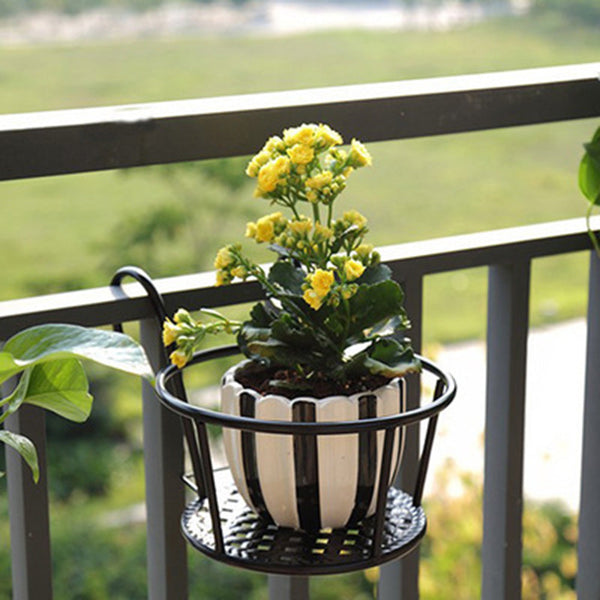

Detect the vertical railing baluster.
[
  {"left": 577, "top": 251, "right": 600, "bottom": 598},
  {"left": 379, "top": 273, "right": 423, "bottom": 600},
  {"left": 140, "top": 319, "right": 188, "bottom": 600},
  {"left": 5, "top": 401, "right": 53, "bottom": 600},
  {"left": 482, "top": 261, "right": 530, "bottom": 600},
  {"left": 269, "top": 575, "right": 310, "bottom": 600}
]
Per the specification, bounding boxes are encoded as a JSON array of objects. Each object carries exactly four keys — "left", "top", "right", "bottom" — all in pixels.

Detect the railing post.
[
  {"left": 4, "top": 401, "right": 53, "bottom": 600},
  {"left": 139, "top": 319, "right": 188, "bottom": 600},
  {"left": 577, "top": 251, "right": 600, "bottom": 598},
  {"left": 379, "top": 273, "right": 423, "bottom": 600},
  {"left": 482, "top": 261, "right": 530, "bottom": 600},
  {"left": 269, "top": 575, "right": 310, "bottom": 600}
]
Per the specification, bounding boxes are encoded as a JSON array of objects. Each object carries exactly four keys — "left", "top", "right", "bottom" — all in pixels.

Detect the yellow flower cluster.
[
  {"left": 342, "top": 209, "right": 367, "bottom": 229},
  {"left": 344, "top": 259, "right": 366, "bottom": 281},
  {"left": 245, "top": 123, "right": 369, "bottom": 205},
  {"left": 269, "top": 217, "right": 334, "bottom": 265},
  {"left": 255, "top": 156, "right": 291, "bottom": 195},
  {"left": 162, "top": 308, "right": 242, "bottom": 369},
  {"left": 213, "top": 243, "right": 247, "bottom": 286},
  {"left": 300, "top": 255, "right": 366, "bottom": 312},
  {"left": 162, "top": 309, "right": 197, "bottom": 368},
  {"left": 303, "top": 269, "right": 335, "bottom": 310},
  {"left": 304, "top": 169, "right": 348, "bottom": 205},
  {"left": 245, "top": 212, "right": 288, "bottom": 244}
]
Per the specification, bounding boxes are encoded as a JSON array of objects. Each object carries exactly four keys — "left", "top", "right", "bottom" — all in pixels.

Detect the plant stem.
[{"left": 312, "top": 202, "right": 320, "bottom": 225}]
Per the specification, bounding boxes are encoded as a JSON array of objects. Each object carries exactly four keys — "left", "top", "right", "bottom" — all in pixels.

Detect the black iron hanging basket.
[{"left": 154, "top": 344, "right": 456, "bottom": 576}]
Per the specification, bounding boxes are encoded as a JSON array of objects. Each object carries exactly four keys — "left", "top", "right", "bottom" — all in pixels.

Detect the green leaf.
[
  {"left": 579, "top": 127, "right": 600, "bottom": 206},
  {"left": 0, "top": 360, "right": 93, "bottom": 425},
  {"left": 346, "top": 280, "right": 406, "bottom": 341},
  {"left": 366, "top": 315, "right": 409, "bottom": 338},
  {"left": 271, "top": 314, "right": 322, "bottom": 350},
  {"left": 248, "top": 302, "right": 277, "bottom": 328},
  {"left": 24, "top": 360, "right": 93, "bottom": 422},
  {"left": 0, "top": 369, "right": 32, "bottom": 422},
  {"left": 0, "top": 429, "right": 39, "bottom": 482},
  {"left": 355, "top": 263, "right": 392, "bottom": 286},
  {"left": 344, "top": 338, "right": 421, "bottom": 379},
  {"left": 1, "top": 324, "right": 154, "bottom": 386},
  {"left": 268, "top": 261, "right": 306, "bottom": 295}
]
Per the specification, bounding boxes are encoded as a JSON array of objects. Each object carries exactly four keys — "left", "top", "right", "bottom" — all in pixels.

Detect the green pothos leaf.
[
  {"left": 579, "top": 137, "right": 600, "bottom": 206},
  {"left": 23, "top": 359, "right": 93, "bottom": 422},
  {"left": 0, "top": 429, "right": 39, "bottom": 483},
  {"left": 579, "top": 126, "right": 600, "bottom": 256},
  {"left": 0, "top": 324, "right": 154, "bottom": 387}
]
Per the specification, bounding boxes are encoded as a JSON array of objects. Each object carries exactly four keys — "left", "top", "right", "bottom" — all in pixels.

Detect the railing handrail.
[
  {"left": 1, "top": 62, "right": 599, "bottom": 181},
  {"left": 0, "top": 215, "right": 598, "bottom": 338}
]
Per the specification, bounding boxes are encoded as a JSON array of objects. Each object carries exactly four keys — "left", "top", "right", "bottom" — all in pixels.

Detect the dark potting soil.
[{"left": 234, "top": 361, "right": 391, "bottom": 399}]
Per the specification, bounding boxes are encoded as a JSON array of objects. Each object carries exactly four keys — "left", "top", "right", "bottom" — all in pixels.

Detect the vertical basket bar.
[
  {"left": 482, "top": 261, "right": 530, "bottom": 600},
  {"left": 413, "top": 380, "right": 444, "bottom": 507},
  {"left": 5, "top": 401, "right": 53, "bottom": 600},
  {"left": 373, "top": 428, "right": 396, "bottom": 555},
  {"left": 195, "top": 421, "right": 224, "bottom": 554},
  {"left": 577, "top": 251, "right": 600, "bottom": 598},
  {"left": 140, "top": 318, "right": 188, "bottom": 600},
  {"left": 379, "top": 272, "right": 423, "bottom": 600}
]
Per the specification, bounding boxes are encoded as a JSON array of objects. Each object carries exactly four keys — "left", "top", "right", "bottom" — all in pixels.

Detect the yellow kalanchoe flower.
[
  {"left": 162, "top": 319, "right": 179, "bottom": 346},
  {"left": 343, "top": 210, "right": 367, "bottom": 228},
  {"left": 348, "top": 138, "right": 372, "bottom": 167},
  {"left": 303, "top": 288, "right": 323, "bottom": 311},
  {"left": 306, "top": 170, "right": 333, "bottom": 190},
  {"left": 317, "top": 124, "right": 343, "bottom": 148},
  {"left": 287, "top": 144, "right": 314, "bottom": 166},
  {"left": 256, "top": 156, "right": 291, "bottom": 194},
  {"left": 214, "top": 246, "right": 234, "bottom": 269},
  {"left": 344, "top": 259, "right": 366, "bottom": 281},
  {"left": 215, "top": 270, "right": 230, "bottom": 287},
  {"left": 255, "top": 215, "right": 276, "bottom": 243},
  {"left": 309, "top": 269, "right": 335, "bottom": 297},
  {"left": 272, "top": 155, "right": 291, "bottom": 174},
  {"left": 257, "top": 163, "right": 281, "bottom": 193},
  {"left": 245, "top": 222, "right": 257, "bottom": 239},
  {"left": 245, "top": 149, "right": 271, "bottom": 177},
  {"left": 263, "top": 135, "right": 285, "bottom": 153},
  {"left": 283, "top": 124, "right": 317, "bottom": 147},
  {"left": 231, "top": 266, "right": 248, "bottom": 279},
  {"left": 170, "top": 349, "right": 188, "bottom": 369},
  {"left": 288, "top": 217, "right": 313, "bottom": 235}
]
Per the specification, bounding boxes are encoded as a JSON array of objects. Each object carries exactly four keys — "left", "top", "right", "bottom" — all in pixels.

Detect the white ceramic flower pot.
[{"left": 221, "top": 361, "right": 406, "bottom": 531}]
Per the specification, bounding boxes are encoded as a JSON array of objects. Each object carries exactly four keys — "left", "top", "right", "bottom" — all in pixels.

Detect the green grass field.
[{"left": 1, "top": 14, "right": 599, "bottom": 344}]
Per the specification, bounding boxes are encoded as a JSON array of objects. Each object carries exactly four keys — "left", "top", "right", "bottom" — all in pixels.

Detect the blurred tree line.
[
  {"left": 0, "top": 0, "right": 249, "bottom": 18},
  {"left": 3, "top": 0, "right": 599, "bottom": 27},
  {"left": 531, "top": 0, "right": 600, "bottom": 25}
]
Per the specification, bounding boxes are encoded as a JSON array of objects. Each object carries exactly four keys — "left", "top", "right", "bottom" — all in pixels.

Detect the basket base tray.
[{"left": 181, "top": 469, "right": 426, "bottom": 575}]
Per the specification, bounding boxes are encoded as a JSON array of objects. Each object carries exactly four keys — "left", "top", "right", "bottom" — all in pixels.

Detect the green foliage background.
[{"left": 1, "top": 5, "right": 597, "bottom": 598}]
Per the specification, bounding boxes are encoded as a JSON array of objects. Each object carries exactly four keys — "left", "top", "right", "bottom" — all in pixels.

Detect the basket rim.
[{"left": 154, "top": 344, "right": 456, "bottom": 434}]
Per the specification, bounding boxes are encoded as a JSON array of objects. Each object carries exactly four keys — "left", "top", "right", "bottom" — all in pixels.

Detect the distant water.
[{"left": 0, "top": 1, "right": 530, "bottom": 46}]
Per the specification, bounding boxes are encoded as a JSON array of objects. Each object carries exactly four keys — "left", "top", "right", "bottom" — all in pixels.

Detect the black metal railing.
[{"left": 1, "top": 62, "right": 600, "bottom": 600}]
